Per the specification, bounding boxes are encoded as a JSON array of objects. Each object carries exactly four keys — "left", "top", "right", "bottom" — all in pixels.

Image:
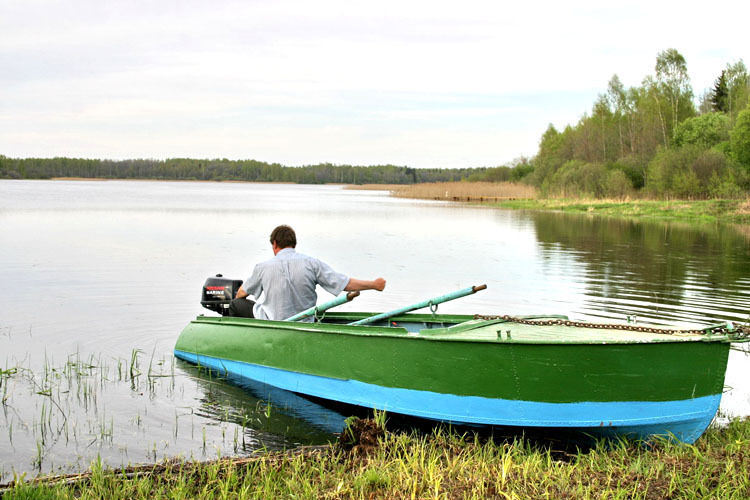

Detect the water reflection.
[
  {"left": 530, "top": 212, "right": 750, "bottom": 326},
  {"left": 180, "top": 361, "right": 346, "bottom": 441}
]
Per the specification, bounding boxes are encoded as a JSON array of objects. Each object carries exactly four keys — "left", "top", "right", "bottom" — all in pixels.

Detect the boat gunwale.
[{"left": 190, "top": 313, "right": 739, "bottom": 345}]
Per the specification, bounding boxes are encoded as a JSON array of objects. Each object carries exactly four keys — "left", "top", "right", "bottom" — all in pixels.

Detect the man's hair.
[{"left": 270, "top": 225, "right": 296, "bottom": 249}]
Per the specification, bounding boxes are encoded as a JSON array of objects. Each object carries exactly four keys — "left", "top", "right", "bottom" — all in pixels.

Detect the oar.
[
  {"left": 284, "top": 291, "right": 360, "bottom": 321},
  {"left": 348, "top": 284, "right": 487, "bottom": 326}
]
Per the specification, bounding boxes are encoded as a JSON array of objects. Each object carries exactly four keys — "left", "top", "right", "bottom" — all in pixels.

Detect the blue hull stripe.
[{"left": 175, "top": 350, "right": 720, "bottom": 443}]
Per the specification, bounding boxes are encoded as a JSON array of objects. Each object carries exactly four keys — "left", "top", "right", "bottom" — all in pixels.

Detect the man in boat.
[{"left": 229, "top": 224, "right": 386, "bottom": 320}]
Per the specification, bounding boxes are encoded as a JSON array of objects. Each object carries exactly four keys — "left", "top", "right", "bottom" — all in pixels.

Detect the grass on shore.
[
  {"left": 3, "top": 417, "right": 749, "bottom": 499},
  {"left": 495, "top": 198, "right": 750, "bottom": 224}
]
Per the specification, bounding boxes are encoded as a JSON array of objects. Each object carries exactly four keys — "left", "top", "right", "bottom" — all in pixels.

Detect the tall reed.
[{"left": 361, "top": 181, "right": 538, "bottom": 201}]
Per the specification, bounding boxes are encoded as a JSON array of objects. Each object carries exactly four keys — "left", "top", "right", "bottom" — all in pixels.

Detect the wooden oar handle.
[
  {"left": 346, "top": 291, "right": 360, "bottom": 301},
  {"left": 472, "top": 284, "right": 487, "bottom": 293}
]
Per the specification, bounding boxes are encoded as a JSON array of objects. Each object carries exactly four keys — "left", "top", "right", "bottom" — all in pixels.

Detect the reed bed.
[
  {"left": 4, "top": 416, "right": 749, "bottom": 499},
  {"left": 0, "top": 349, "right": 181, "bottom": 479},
  {"left": 0, "top": 347, "right": 282, "bottom": 483},
  {"left": 349, "top": 182, "right": 537, "bottom": 201}
]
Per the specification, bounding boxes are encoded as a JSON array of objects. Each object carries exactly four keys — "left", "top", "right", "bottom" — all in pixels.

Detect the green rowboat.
[{"left": 175, "top": 297, "right": 749, "bottom": 443}]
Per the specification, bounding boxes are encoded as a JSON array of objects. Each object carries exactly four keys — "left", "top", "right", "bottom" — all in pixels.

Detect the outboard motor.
[{"left": 201, "top": 274, "right": 244, "bottom": 316}]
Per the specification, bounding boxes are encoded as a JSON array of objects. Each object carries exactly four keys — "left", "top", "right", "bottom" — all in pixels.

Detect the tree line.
[
  {"left": 471, "top": 49, "right": 750, "bottom": 199},
  {"left": 0, "top": 157, "right": 481, "bottom": 185}
]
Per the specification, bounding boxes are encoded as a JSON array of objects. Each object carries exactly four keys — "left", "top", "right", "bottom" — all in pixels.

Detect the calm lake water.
[{"left": 1, "top": 179, "right": 749, "bottom": 480}]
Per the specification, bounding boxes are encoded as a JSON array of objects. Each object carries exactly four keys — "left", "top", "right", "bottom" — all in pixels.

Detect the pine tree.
[{"left": 711, "top": 70, "right": 729, "bottom": 113}]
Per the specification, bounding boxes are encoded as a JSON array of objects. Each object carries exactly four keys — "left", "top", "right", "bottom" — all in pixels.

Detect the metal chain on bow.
[{"left": 472, "top": 314, "right": 750, "bottom": 338}]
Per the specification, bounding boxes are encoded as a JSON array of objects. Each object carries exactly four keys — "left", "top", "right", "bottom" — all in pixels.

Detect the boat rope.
[{"left": 472, "top": 314, "right": 750, "bottom": 338}]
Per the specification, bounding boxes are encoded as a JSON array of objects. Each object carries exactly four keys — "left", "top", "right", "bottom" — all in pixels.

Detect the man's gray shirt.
[{"left": 241, "top": 248, "right": 349, "bottom": 321}]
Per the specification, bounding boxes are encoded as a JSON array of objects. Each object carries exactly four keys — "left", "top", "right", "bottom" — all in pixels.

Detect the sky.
[{"left": 1, "top": 0, "right": 748, "bottom": 169}]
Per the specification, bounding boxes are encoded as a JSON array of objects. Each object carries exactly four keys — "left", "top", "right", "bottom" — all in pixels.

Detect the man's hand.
[
  {"left": 235, "top": 288, "right": 249, "bottom": 299},
  {"left": 345, "top": 277, "right": 386, "bottom": 292},
  {"left": 372, "top": 277, "right": 386, "bottom": 291}
]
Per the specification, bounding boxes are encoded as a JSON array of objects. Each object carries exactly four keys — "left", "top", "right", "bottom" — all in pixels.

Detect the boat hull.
[{"left": 174, "top": 315, "right": 731, "bottom": 443}]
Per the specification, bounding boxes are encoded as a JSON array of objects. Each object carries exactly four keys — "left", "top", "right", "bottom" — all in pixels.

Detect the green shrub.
[
  {"left": 708, "top": 170, "right": 745, "bottom": 198},
  {"left": 671, "top": 169, "right": 701, "bottom": 198},
  {"left": 604, "top": 169, "right": 634, "bottom": 198},
  {"left": 691, "top": 150, "right": 728, "bottom": 184},
  {"left": 730, "top": 107, "right": 750, "bottom": 168},
  {"left": 544, "top": 160, "right": 607, "bottom": 197},
  {"left": 609, "top": 157, "right": 646, "bottom": 189},
  {"left": 672, "top": 112, "right": 730, "bottom": 148},
  {"left": 646, "top": 147, "right": 700, "bottom": 196}
]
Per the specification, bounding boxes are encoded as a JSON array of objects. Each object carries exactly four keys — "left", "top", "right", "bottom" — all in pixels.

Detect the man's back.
[{"left": 243, "top": 248, "right": 349, "bottom": 321}]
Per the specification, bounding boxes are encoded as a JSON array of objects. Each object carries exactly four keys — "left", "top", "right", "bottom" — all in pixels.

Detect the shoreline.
[
  {"left": 491, "top": 198, "right": 750, "bottom": 224},
  {"left": 3, "top": 417, "right": 749, "bottom": 498}
]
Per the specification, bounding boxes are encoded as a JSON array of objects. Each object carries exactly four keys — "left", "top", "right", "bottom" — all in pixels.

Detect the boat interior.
[{"left": 319, "top": 312, "right": 466, "bottom": 333}]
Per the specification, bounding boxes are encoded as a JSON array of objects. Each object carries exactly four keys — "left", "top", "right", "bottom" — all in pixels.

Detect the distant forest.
[
  {"left": 0, "top": 157, "right": 480, "bottom": 185},
  {"left": 2, "top": 49, "right": 750, "bottom": 199}
]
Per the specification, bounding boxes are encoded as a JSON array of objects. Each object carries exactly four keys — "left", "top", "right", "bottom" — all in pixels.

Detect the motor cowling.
[{"left": 201, "top": 274, "right": 243, "bottom": 315}]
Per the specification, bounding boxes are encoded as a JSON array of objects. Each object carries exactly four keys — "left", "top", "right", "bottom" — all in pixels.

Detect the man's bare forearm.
[{"left": 345, "top": 277, "right": 386, "bottom": 292}]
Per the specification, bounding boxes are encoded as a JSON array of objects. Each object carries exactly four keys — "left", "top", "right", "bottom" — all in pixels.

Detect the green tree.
[
  {"left": 653, "top": 49, "right": 695, "bottom": 142},
  {"left": 641, "top": 76, "right": 670, "bottom": 148},
  {"left": 531, "top": 124, "right": 569, "bottom": 188},
  {"left": 672, "top": 113, "right": 730, "bottom": 149},
  {"left": 698, "top": 89, "right": 714, "bottom": 115},
  {"left": 710, "top": 70, "right": 729, "bottom": 113},
  {"left": 592, "top": 94, "right": 614, "bottom": 162},
  {"left": 637, "top": 78, "right": 674, "bottom": 151},
  {"left": 509, "top": 157, "right": 534, "bottom": 182},
  {"left": 731, "top": 106, "right": 750, "bottom": 168},
  {"left": 725, "top": 60, "right": 749, "bottom": 123},
  {"left": 606, "top": 74, "right": 630, "bottom": 157}
]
